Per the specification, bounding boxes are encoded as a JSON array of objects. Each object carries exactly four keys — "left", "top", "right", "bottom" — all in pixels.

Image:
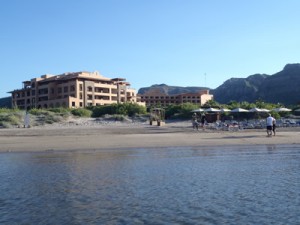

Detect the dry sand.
[{"left": 1, "top": 119, "right": 300, "bottom": 152}]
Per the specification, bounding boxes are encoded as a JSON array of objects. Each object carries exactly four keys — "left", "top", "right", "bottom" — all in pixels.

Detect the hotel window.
[
  {"left": 79, "top": 84, "right": 83, "bottom": 91},
  {"left": 64, "top": 86, "right": 68, "bottom": 93},
  {"left": 70, "top": 85, "right": 75, "bottom": 92},
  {"left": 58, "top": 87, "right": 62, "bottom": 93}
]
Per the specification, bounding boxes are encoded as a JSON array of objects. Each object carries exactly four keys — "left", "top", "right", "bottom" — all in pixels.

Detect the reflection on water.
[{"left": 0, "top": 145, "right": 300, "bottom": 224}]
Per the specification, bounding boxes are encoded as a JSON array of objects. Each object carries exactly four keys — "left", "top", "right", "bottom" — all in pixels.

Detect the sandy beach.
[{"left": 1, "top": 118, "right": 300, "bottom": 152}]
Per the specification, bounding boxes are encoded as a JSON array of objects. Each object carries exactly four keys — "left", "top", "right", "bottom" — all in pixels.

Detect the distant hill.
[
  {"left": 258, "top": 64, "right": 300, "bottom": 105},
  {"left": 212, "top": 63, "right": 300, "bottom": 105},
  {"left": 0, "top": 97, "right": 11, "bottom": 108},
  {"left": 138, "top": 84, "right": 209, "bottom": 95},
  {"left": 211, "top": 74, "right": 269, "bottom": 103},
  {"left": 138, "top": 63, "right": 300, "bottom": 106}
]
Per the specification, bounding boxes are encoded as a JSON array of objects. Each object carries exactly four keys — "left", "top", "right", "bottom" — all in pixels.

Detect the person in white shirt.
[{"left": 266, "top": 114, "right": 275, "bottom": 136}]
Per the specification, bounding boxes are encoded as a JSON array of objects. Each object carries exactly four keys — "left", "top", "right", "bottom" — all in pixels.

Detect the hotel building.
[
  {"left": 9, "top": 71, "right": 140, "bottom": 110},
  {"left": 139, "top": 89, "right": 213, "bottom": 107}
]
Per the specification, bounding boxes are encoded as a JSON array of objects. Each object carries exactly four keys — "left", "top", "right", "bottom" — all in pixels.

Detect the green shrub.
[
  {"left": 126, "top": 103, "right": 147, "bottom": 116},
  {"left": 7, "top": 114, "right": 21, "bottom": 125},
  {"left": 165, "top": 103, "right": 197, "bottom": 119},
  {"left": 91, "top": 105, "right": 115, "bottom": 117},
  {"left": 28, "top": 108, "right": 51, "bottom": 116},
  {"left": 0, "top": 108, "right": 20, "bottom": 113},
  {"left": 44, "top": 114, "right": 63, "bottom": 124},
  {"left": 91, "top": 103, "right": 146, "bottom": 117},
  {"left": 0, "top": 111, "right": 23, "bottom": 127},
  {"left": 48, "top": 107, "right": 71, "bottom": 117},
  {"left": 71, "top": 108, "right": 92, "bottom": 117}
]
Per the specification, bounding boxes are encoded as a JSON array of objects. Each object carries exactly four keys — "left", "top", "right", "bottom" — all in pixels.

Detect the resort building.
[
  {"left": 9, "top": 71, "right": 141, "bottom": 109},
  {"left": 139, "top": 89, "right": 213, "bottom": 107}
]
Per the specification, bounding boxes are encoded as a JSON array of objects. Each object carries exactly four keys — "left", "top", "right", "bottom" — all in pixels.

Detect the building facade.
[
  {"left": 9, "top": 71, "right": 140, "bottom": 109},
  {"left": 139, "top": 89, "right": 213, "bottom": 107}
]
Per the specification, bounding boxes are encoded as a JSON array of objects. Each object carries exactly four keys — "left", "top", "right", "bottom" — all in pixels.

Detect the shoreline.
[{"left": 1, "top": 121, "right": 300, "bottom": 153}]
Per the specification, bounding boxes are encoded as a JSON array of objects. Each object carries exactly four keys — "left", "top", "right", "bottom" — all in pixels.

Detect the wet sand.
[{"left": 1, "top": 121, "right": 300, "bottom": 152}]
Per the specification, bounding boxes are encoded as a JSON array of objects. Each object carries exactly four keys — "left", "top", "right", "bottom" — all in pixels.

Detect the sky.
[{"left": 1, "top": 0, "right": 300, "bottom": 98}]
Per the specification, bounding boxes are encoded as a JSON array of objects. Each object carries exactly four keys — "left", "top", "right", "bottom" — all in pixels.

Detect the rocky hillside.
[
  {"left": 211, "top": 74, "right": 269, "bottom": 103},
  {"left": 212, "top": 63, "right": 300, "bottom": 105}
]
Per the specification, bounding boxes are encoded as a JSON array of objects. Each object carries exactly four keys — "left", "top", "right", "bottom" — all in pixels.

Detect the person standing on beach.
[
  {"left": 272, "top": 117, "right": 276, "bottom": 136},
  {"left": 24, "top": 110, "right": 30, "bottom": 128},
  {"left": 201, "top": 113, "right": 206, "bottom": 130},
  {"left": 266, "top": 114, "right": 275, "bottom": 136},
  {"left": 192, "top": 113, "right": 199, "bottom": 130}
]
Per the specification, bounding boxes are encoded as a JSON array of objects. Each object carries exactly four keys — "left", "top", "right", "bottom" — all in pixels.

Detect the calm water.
[{"left": 0, "top": 145, "right": 299, "bottom": 225}]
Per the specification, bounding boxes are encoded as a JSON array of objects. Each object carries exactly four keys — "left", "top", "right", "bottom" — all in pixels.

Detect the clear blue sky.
[{"left": 1, "top": 0, "right": 299, "bottom": 98}]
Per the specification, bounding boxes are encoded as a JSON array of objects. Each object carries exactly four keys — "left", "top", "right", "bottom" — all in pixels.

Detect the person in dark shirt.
[{"left": 201, "top": 113, "right": 206, "bottom": 130}]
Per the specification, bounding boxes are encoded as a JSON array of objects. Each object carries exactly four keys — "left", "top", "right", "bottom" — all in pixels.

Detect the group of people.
[
  {"left": 192, "top": 112, "right": 277, "bottom": 136},
  {"left": 266, "top": 114, "right": 276, "bottom": 136},
  {"left": 192, "top": 113, "right": 206, "bottom": 131}
]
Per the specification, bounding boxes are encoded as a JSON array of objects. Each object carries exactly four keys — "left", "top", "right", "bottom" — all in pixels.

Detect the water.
[{"left": 0, "top": 145, "right": 299, "bottom": 225}]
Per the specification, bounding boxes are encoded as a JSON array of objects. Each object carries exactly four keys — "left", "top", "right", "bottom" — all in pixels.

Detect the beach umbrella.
[
  {"left": 249, "top": 107, "right": 264, "bottom": 112},
  {"left": 220, "top": 108, "right": 231, "bottom": 113},
  {"left": 230, "top": 108, "right": 249, "bottom": 121},
  {"left": 191, "top": 108, "right": 204, "bottom": 113},
  {"left": 231, "top": 108, "right": 249, "bottom": 113},
  {"left": 204, "top": 107, "right": 220, "bottom": 112},
  {"left": 272, "top": 107, "right": 292, "bottom": 112}
]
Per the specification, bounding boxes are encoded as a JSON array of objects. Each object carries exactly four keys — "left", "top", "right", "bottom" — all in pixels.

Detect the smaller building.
[{"left": 139, "top": 89, "right": 213, "bottom": 107}]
